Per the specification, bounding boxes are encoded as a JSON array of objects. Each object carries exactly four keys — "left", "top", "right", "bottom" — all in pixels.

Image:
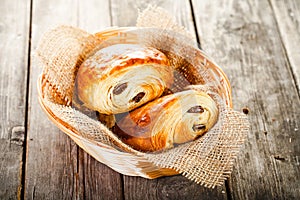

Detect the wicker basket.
[{"left": 37, "top": 27, "right": 232, "bottom": 179}]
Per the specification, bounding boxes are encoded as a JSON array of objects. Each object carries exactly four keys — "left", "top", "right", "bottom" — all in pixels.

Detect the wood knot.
[
  {"left": 274, "top": 155, "right": 285, "bottom": 161},
  {"left": 11, "top": 126, "right": 25, "bottom": 146},
  {"left": 242, "top": 107, "right": 249, "bottom": 115}
]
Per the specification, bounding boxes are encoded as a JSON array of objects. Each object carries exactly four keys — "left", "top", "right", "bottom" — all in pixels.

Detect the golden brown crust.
[
  {"left": 114, "top": 90, "right": 219, "bottom": 152},
  {"left": 77, "top": 44, "right": 170, "bottom": 83},
  {"left": 76, "top": 44, "right": 173, "bottom": 114}
]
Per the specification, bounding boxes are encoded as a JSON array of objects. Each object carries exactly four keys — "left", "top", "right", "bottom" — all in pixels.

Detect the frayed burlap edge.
[
  {"left": 136, "top": 5, "right": 195, "bottom": 41},
  {"left": 36, "top": 26, "right": 104, "bottom": 105}
]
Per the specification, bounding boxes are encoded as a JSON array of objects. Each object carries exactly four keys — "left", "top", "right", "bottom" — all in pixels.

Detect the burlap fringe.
[
  {"left": 136, "top": 5, "right": 195, "bottom": 41},
  {"left": 36, "top": 26, "right": 104, "bottom": 105},
  {"left": 36, "top": 6, "right": 249, "bottom": 188}
]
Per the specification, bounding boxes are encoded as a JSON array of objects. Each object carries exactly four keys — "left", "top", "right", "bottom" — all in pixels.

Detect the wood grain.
[
  {"left": 270, "top": 0, "right": 300, "bottom": 95},
  {"left": 192, "top": 0, "right": 300, "bottom": 199},
  {"left": 80, "top": 150, "right": 123, "bottom": 200},
  {"left": 122, "top": 175, "right": 227, "bottom": 200},
  {"left": 110, "top": 0, "right": 227, "bottom": 199},
  {"left": 0, "top": 0, "right": 30, "bottom": 199},
  {"left": 25, "top": 0, "right": 122, "bottom": 199},
  {"left": 110, "top": 0, "right": 196, "bottom": 36}
]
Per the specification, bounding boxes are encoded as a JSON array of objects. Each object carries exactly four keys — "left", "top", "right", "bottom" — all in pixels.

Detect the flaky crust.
[
  {"left": 76, "top": 44, "right": 173, "bottom": 114},
  {"left": 114, "top": 90, "right": 219, "bottom": 152}
]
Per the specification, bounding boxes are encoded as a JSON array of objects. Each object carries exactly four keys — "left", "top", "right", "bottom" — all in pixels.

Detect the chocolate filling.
[
  {"left": 187, "top": 105, "right": 204, "bottom": 113},
  {"left": 113, "top": 83, "right": 128, "bottom": 95},
  {"left": 192, "top": 124, "right": 206, "bottom": 132},
  {"left": 131, "top": 92, "right": 145, "bottom": 103}
]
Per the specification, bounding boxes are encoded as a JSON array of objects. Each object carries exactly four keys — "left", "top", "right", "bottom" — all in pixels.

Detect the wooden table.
[{"left": 1, "top": 0, "right": 299, "bottom": 199}]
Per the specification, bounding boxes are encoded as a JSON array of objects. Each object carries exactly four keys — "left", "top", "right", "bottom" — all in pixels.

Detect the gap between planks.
[{"left": 20, "top": 0, "right": 33, "bottom": 199}]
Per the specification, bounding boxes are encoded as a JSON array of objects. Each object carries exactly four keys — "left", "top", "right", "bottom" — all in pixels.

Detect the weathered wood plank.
[
  {"left": 26, "top": 0, "right": 122, "bottom": 199},
  {"left": 110, "top": 0, "right": 227, "bottom": 199},
  {"left": 0, "top": 0, "right": 30, "bottom": 199},
  {"left": 270, "top": 0, "right": 300, "bottom": 95},
  {"left": 80, "top": 150, "right": 123, "bottom": 200},
  {"left": 192, "top": 0, "right": 300, "bottom": 199},
  {"left": 110, "top": 0, "right": 196, "bottom": 36},
  {"left": 122, "top": 175, "right": 227, "bottom": 200}
]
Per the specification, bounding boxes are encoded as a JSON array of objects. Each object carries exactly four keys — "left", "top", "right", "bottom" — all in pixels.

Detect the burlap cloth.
[{"left": 36, "top": 6, "right": 249, "bottom": 188}]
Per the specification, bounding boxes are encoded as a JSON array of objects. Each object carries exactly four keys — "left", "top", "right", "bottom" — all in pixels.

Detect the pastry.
[
  {"left": 76, "top": 44, "right": 173, "bottom": 114},
  {"left": 114, "top": 89, "right": 218, "bottom": 152}
]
